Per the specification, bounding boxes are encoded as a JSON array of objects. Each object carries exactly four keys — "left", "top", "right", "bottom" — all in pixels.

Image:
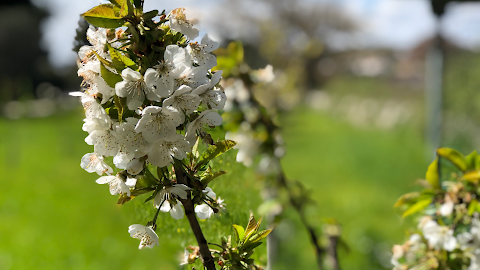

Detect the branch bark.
[{"left": 175, "top": 164, "right": 217, "bottom": 270}]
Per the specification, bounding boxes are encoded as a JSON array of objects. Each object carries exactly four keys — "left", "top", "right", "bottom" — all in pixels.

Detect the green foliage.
[
  {"left": 401, "top": 197, "right": 433, "bottom": 218},
  {"left": 211, "top": 215, "right": 270, "bottom": 270},
  {"left": 213, "top": 41, "right": 244, "bottom": 77},
  {"left": 394, "top": 147, "right": 480, "bottom": 219},
  {"left": 437, "top": 147, "right": 467, "bottom": 172},
  {"left": 426, "top": 157, "right": 440, "bottom": 189},
  {"left": 197, "top": 140, "right": 237, "bottom": 169},
  {"left": 100, "top": 63, "right": 122, "bottom": 88},
  {"left": 81, "top": 4, "right": 124, "bottom": 29},
  {"left": 107, "top": 44, "right": 138, "bottom": 72}
]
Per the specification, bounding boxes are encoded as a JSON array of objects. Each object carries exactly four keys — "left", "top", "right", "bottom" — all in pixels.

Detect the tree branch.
[{"left": 175, "top": 164, "right": 217, "bottom": 270}]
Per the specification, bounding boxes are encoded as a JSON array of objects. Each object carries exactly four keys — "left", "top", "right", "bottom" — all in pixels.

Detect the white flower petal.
[{"left": 170, "top": 202, "right": 184, "bottom": 220}]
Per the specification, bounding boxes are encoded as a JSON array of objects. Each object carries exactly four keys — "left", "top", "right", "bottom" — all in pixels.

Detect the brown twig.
[
  {"left": 175, "top": 164, "right": 217, "bottom": 270},
  {"left": 238, "top": 72, "right": 326, "bottom": 270},
  {"left": 328, "top": 235, "right": 341, "bottom": 270}
]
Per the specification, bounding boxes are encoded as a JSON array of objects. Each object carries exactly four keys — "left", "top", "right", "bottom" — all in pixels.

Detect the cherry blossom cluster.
[
  {"left": 221, "top": 65, "right": 285, "bottom": 170},
  {"left": 72, "top": 6, "right": 227, "bottom": 249},
  {"left": 392, "top": 148, "right": 480, "bottom": 270}
]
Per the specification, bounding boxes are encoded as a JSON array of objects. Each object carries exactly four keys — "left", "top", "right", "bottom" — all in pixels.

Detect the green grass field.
[{"left": 0, "top": 101, "right": 430, "bottom": 269}]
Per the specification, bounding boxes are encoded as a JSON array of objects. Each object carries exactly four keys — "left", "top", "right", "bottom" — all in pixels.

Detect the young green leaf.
[
  {"left": 465, "top": 151, "right": 479, "bottom": 171},
  {"left": 119, "top": 0, "right": 134, "bottom": 17},
  {"left": 197, "top": 140, "right": 237, "bottom": 168},
  {"left": 462, "top": 171, "right": 480, "bottom": 182},
  {"left": 248, "top": 230, "right": 272, "bottom": 243},
  {"left": 468, "top": 199, "right": 480, "bottom": 216},
  {"left": 244, "top": 215, "right": 260, "bottom": 242},
  {"left": 114, "top": 95, "right": 124, "bottom": 122},
  {"left": 437, "top": 147, "right": 467, "bottom": 172},
  {"left": 232, "top": 224, "right": 245, "bottom": 244},
  {"left": 402, "top": 197, "right": 433, "bottom": 218},
  {"left": 107, "top": 0, "right": 123, "bottom": 7},
  {"left": 425, "top": 157, "right": 440, "bottom": 189},
  {"left": 108, "top": 44, "right": 137, "bottom": 72},
  {"left": 393, "top": 192, "right": 421, "bottom": 207},
  {"left": 82, "top": 4, "right": 124, "bottom": 29},
  {"left": 200, "top": 171, "right": 227, "bottom": 188},
  {"left": 100, "top": 62, "right": 122, "bottom": 88}
]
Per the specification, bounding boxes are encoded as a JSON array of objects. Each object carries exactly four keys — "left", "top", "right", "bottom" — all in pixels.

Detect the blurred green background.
[{"left": 2, "top": 0, "right": 480, "bottom": 269}]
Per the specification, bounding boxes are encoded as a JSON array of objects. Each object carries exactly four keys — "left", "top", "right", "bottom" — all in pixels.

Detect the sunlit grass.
[{"left": 0, "top": 103, "right": 429, "bottom": 270}]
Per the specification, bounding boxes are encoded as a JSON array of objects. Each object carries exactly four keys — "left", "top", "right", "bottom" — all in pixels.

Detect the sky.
[{"left": 30, "top": 0, "right": 480, "bottom": 69}]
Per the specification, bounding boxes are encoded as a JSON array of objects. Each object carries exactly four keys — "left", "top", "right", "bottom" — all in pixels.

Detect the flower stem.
[{"left": 174, "top": 163, "right": 216, "bottom": 270}]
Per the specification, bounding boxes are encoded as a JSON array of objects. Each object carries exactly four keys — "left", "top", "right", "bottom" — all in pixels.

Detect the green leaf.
[
  {"left": 144, "top": 188, "right": 160, "bottom": 203},
  {"left": 466, "top": 151, "right": 480, "bottom": 171},
  {"left": 394, "top": 192, "right": 421, "bottom": 207},
  {"left": 132, "top": 0, "right": 142, "bottom": 10},
  {"left": 402, "top": 197, "right": 433, "bottom": 218},
  {"left": 119, "top": 0, "right": 134, "bottom": 16},
  {"left": 197, "top": 140, "right": 237, "bottom": 168},
  {"left": 248, "top": 230, "right": 272, "bottom": 243},
  {"left": 100, "top": 62, "right": 122, "bottom": 88},
  {"left": 426, "top": 157, "right": 440, "bottom": 189},
  {"left": 114, "top": 95, "right": 124, "bottom": 122},
  {"left": 463, "top": 171, "right": 480, "bottom": 182},
  {"left": 107, "top": 0, "right": 122, "bottom": 7},
  {"left": 468, "top": 199, "right": 480, "bottom": 216},
  {"left": 437, "top": 147, "right": 467, "bottom": 172},
  {"left": 242, "top": 242, "right": 263, "bottom": 253},
  {"left": 108, "top": 44, "right": 137, "bottom": 72},
  {"left": 200, "top": 171, "right": 227, "bottom": 187},
  {"left": 232, "top": 224, "right": 245, "bottom": 244},
  {"left": 82, "top": 4, "right": 124, "bottom": 29},
  {"left": 92, "top": 51, "right": 112, "bottom": 68},
  {"left": 142, "top": 10, "right": 158, "bottom": 21},
  {"left": 244, "top": 215, "right": 260, "bottom": 242},
  {"left": 117, "top": 186, "right": 154, "bottom": 205}
]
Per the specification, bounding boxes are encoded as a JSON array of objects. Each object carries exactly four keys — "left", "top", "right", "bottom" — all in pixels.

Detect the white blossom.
[
  {"left": 185, "top": 110, "right": 222, "bottom": 144},
  {"left": 421, "top": 219, "right": 457, "bottom": 251},
  {"left": 154, "top": 184, "right": 191, "bottom": 205},
  {"left": 175, "top": 65, "right": 209, "bottom": 89},
  {"left": 144, "top": 45, "right": 190, "bottom": 98},
  {"left": 163, "top": 85, "right": 201, "bottom": 122},
  {"left": 128, "top": 224, "right": 159, "bottom": 249},
  {"left": 113, "top": 117, "right": 150, "bottom": 169},
  {"left": 135, "top": 106, "right": 182, "bottom": 143},
  {"left": 195, "top": 204, "right": 214, "bottom": 219},
  {"left": 225, "top": 123, "right": 260, "bottom": 167},
  {"left": 180, "top": 249, "right": 190, "bottom": 265},
  {"left": 78, "top": 25, "right": 108, "bottom": 62},
  {"left": 148, "top": 134, "right": 191, "bottom": 168},
  {"left": 80, "top": 152, "right": 113, "bottom": 175},
  {"left": 84, "top": 116, "right": 119, "bottom": 157},
  {"left": 160, "top": 200, "right": 185, "bottom": 219},
  {"left": 195, "top": 187, "right": 222, "bottom": 219},
  {"left": 96, "top": 174, "right": 132, "bottom": 196},
  {"left": 192, "top": 71, "right": 226, "bottom": 110},
  {"left": 69, "top": 91, "right": 106, "bottom": 119},
  {"left": 115, "top": 68, "right": 148, "bottom": 110},
  {"left": 439, "top": 201, "right": 454, "bottom": 216},
  {"left": 187, "top": 35, "right": 219, "bottom": 69},
  {"left": 153, "top": 184, "right": 191, "bottom": 220},
  {"left": 127, "top": 158, "right": 145, "bottom": 175},
  {"left": 168, "top": 8, "right": 199, "bottom": 40},
  {"left": 92, "top": 76, "right": 115, "bottom": 104}
]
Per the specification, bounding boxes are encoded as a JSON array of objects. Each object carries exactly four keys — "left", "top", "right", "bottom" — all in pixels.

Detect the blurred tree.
[
  {"left": 213, "top": 0, "right": 357, "bottom": 90},
  {"left": 0, "top": 0, "right": 81, "bottom": 106}
]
